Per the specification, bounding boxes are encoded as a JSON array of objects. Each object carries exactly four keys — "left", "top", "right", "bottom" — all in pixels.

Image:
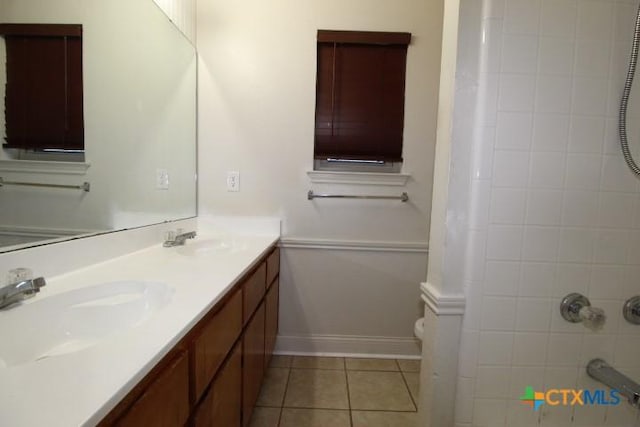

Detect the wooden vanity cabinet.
[
  {"left": 192, "top": 288, "right": 242, "bottom": 402},
  {"left": 264, "top": 248, "right": 280, "bottom": 367},
  {"left": 264, "top": 278, "right": 279, "bottom": 368},
  {"left": 242, "top": 302, "right": 266, "bottom": 427},
  {"left": 114, "top": 351, "right": 190, "bottom": 427},
  {"left": 99, "top": 245, "right": 280, "bottom": 427},
  {"left": 266, "top": 248, "right": 279, "bottom": 286},
  {"left": 192, "top": 341, "right": 242, "bottom": 427},
  {"left": 243, "top": 263, "right": 266, "bottom": 325}
]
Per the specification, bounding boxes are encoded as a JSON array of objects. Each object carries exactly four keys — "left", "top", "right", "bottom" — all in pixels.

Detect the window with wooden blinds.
[
  {"left": 0, "top": 24, "right": 84, "bottom": 151},
  {"left": 314, "top": 30, "right": 411, "bottom": 164}
]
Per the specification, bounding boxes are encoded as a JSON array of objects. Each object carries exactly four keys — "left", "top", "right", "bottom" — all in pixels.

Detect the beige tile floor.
[{"left": 250, "top": 355, "right": 421, "bottom": 427}]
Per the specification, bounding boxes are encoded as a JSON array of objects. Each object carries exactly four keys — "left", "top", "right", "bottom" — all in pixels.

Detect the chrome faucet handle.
[
  {"left": 623, "top": 296, "right": 640, "bottom": 325},
  {"left": 560, "top": 293, "right": 606, "bottom": 330},
  {"left": 7, "top": 267, "right": 32, "bottom": 286}
]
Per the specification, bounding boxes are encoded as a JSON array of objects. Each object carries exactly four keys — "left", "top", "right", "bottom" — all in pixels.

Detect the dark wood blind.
[
  {"left": 314, "top": 30, "right": 410, "bottom": 162},
  {"left": 1, "top": 24, "right": 84, "bottom": 150}
]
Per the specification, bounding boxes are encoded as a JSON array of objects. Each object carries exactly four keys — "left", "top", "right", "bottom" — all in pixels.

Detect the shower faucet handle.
[{"left": 560, "top": 293, "right": 606, "bottom": 331}]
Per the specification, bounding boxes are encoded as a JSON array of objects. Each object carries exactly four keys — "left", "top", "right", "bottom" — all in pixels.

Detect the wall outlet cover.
[
  {"left": 227, "top": 171, "right": 240, "bottom": 192},
  {"left": 156, "top": 169, "right": 170, "bottom": 190}
]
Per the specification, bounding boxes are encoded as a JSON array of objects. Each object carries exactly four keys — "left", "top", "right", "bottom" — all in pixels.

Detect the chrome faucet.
[
  {"left": 163, "top": 230, "right": 197, "bottom": 247},
  {"left": 587, "top": 358, "right": 640, "bottom": 408},
  {"left": 0, "top": 276, "right": 46, "bottom": 309}
]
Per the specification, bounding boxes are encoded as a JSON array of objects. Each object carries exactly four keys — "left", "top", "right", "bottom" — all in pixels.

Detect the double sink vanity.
[{"left": 0, "top": 219, "right": 280, "bottom": 426}]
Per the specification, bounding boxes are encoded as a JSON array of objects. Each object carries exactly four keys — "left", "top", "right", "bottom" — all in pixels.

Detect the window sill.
[
  {"left": 307, "top": 170, "right": 410, "bottom": 186},
  {"left": 0, "top": 159, "right": 91, "bottom": 175}
]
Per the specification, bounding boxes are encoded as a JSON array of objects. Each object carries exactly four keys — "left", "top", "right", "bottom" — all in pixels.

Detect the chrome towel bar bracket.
[{"left": 307, "top": 190, "right": 409, "bottom": 202}]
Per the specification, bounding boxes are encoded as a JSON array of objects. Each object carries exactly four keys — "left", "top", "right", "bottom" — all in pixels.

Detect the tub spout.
[{"left": 587, "top": 358, "right": 640, "bottom": 408}]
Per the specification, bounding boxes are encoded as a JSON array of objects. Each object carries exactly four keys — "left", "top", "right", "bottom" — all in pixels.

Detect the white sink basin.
[
  {"left": 175, "top": 238, "right": 245, "bottom": 257},
  {"left": 0, "top": 281, "right": 172, "bottom": 367}
]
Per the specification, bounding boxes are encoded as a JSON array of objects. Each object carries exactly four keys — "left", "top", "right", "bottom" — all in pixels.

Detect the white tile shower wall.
[{"left": 454, "top": 0, "right": 640, "bottom": 425}]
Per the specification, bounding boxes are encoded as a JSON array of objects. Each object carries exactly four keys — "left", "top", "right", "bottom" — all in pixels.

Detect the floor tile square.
[
  {"left": 270, "top": 355, "right": 293, "bottom": 368},
  {"left": 397, "top": 359, "right": 421, "bottom": 373},
  {"left": 402, "top": 372, "right": 420, "bottom": 403},
  {"left": 346, "top": 358, "right": 400, "bottom": 371},
  {"left": 347, "top": 371, "right": 416, "bottom": 411},
  {"left": 256, "top": 367, "right": 289, "bottom": 407},
  {"left": 284, "top": 369, "right": 349, "bottom": 409},
  {"left": 292, "top": 356, "right": 345, "bottom": 370},
  {"left": 279, "top": 408, "right": 350, "bottom": 427},
  {"left": 249, "top": 407, "right": 281, "bottom": 427},
  {"left": 351, "top": 410, "right": 419, "bottom": 427}
]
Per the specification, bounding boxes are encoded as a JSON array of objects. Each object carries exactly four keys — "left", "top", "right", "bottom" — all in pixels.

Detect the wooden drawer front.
[
  {"left": 264, "top": 279, "right": 279, "bottom": 368},
  {"left": 115, "top": 351, "right": 189, "bottom": 427},
  {"left": 242, "top": 302, "right": 266, "bottom": 427},
  {"left": 243, "top": 263, "right": 266, "bottom": 324},
  {"left": 193, "top": 341, "right": 242, "bottom": 427},
  {"left": 193, "top": 288, "right": 242, "bottom": 402},
  {"left": 266, "top": 248, "right": 280, "bottom": 288}
]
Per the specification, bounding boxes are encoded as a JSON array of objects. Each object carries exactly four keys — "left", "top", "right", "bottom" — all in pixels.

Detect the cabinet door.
[
  {"left": 266, "top": 248, "right": 280, "bottom": 288},
  {"left": 115, "top": 351, "right": 189, "bottom": 427},
  {"left": 242, "top": 302, "right": 266, "bottom": 427},
  {"left": 243, "top": 263, "right": 266, "bottom": 325},
  {"left": 193, "top": 288, "right": 242, "bottom": 402},
  {"left": 264, "top": 279, "right": 279, "bottom": 368},
  {"left": 193, "top": 341, "right": 242, "bottom": 427}
]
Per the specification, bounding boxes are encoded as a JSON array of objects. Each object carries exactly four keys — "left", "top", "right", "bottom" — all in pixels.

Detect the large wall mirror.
[{"left": 0, "top": 0, "right": 197, "bottom": 252}]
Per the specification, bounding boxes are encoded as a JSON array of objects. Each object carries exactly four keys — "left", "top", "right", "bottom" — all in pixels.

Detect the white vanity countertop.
[{"left": 0, "top": 225, "right": 279, "bottom": 427}]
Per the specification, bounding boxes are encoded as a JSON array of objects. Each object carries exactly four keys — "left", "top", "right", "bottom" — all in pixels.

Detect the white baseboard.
[{"left": 275, "top": 334, "right": 422, "bottom": 358}]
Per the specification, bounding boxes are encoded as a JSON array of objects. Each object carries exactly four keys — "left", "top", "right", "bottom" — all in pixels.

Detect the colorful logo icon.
[
  {"left": 520, "top": 386, "right": 545, "bottom": 410},
  {"left": 520, "top": 386, "right": 621, "bottom": 411}
]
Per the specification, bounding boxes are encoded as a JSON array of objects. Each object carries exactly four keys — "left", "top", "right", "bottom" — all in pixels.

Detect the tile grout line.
[
  {"left": 343, "top": 358, "right": 354, "bottom": 427},
  {"left": 277, "top": 363, "right": 293, "bottom": 427},
  {"left": 279, "top": 405, "right": 417, "bottom": 413},
  {"left": 280, "top": 406, "right": 356, "bottom": 411},
  {"left": 270, "top": 356, "right": 421, "bottom": 425},
  {"left": 397, "top": 360, "right": 419, "bottom": 413}
]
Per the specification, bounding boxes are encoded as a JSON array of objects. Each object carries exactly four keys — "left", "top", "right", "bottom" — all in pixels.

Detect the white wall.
[
  {"left": 152, "top": 0, "right": 196, "bottom": 43},
  {"left": 449, "top": 0, "right": 640, "bottom": 425},
  {"left": 197, "top": 0, "right": 443, "bottom": 355},
  {"left": 0, "top": 0, "right": 196, "bottom": 236}
]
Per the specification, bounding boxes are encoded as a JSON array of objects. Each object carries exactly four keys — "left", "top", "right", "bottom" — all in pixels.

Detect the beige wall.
[
  {"left": 197, "top": 0, "right": 443, "bottom": 354},
  {"left": 197, "top": 0, "right": 441, "bottom": 241},
  {"left": 152, "top": 0, "right": 196, "bottom": 43}
]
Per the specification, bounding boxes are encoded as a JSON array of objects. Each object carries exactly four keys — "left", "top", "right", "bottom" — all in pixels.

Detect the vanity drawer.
[
  {"left": 193, "top": 288, "right": 242, "bottom": 403},
  {"left": 192, "top": 341, "right": 242, "bottom": 427},
  {"left": 115, "top": 351, "right": 189, "bottom": 427},
  {"left": 266, "top": 247, "right": 280, "bottom": 288},
  {"left": 243, "top": 263, "right": 266, "bottom": 324}
]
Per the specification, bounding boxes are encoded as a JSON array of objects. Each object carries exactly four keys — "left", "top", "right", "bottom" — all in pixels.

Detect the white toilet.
[{"left": 414, "top": 317, "right": 425, "bottom": 342}]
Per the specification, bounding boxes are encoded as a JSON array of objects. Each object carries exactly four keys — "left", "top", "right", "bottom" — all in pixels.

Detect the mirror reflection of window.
[{"left": 0, "top": 23, "right": 84, "bottom": 161}]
